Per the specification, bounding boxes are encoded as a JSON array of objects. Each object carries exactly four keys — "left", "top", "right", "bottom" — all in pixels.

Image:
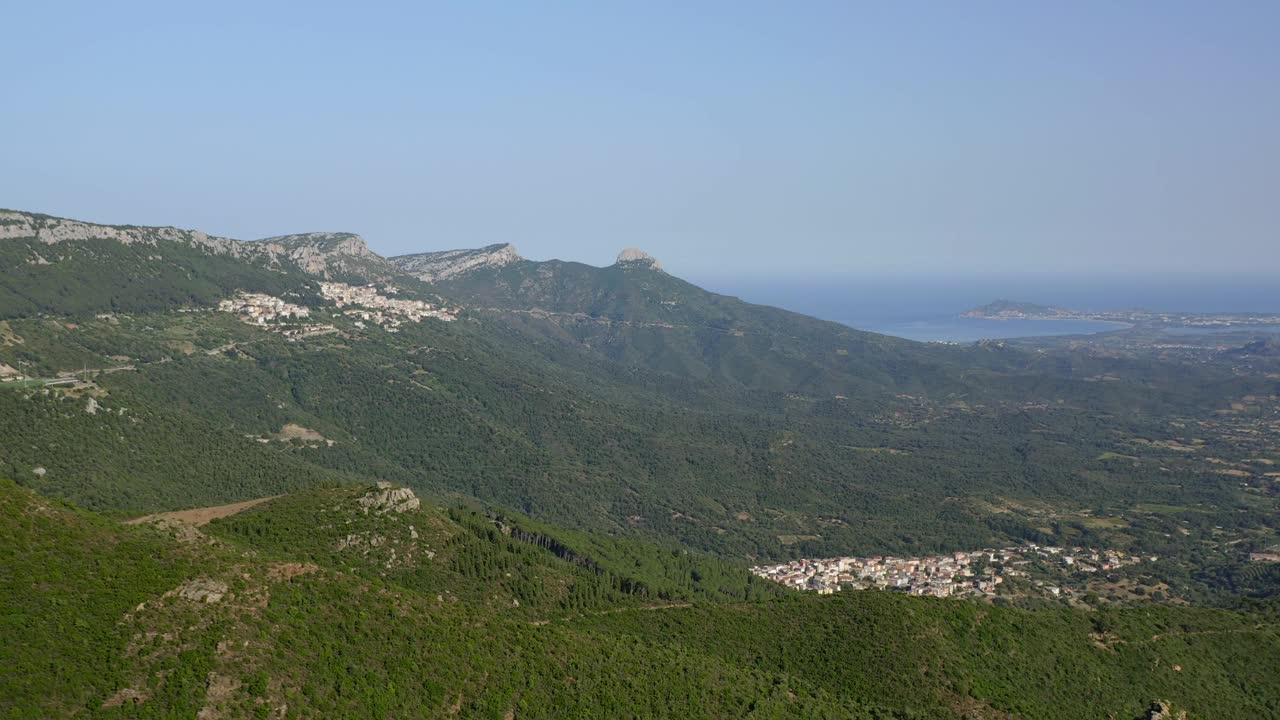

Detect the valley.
[
  {"left": 8, "top": 3, "right": 1279, "bottom": 716},
  {"left": 2, "top": 209, "right": 1278, "bottom": 717}
]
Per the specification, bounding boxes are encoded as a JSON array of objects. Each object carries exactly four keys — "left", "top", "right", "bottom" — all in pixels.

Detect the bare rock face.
[
  {"left": 356, "top": 483, "right": 421, "bottom": 514},
  {"left": 615, "top": 248, "right": 662, "bottom": 270},
  {"left": 391, "top": 243, "right": 523, "bottom": 282},
  {"left": 249, "top": 232, "right": 390, "bottom": 280},
  {"left": 0, "top": 210, "right": 250, "bottom": 256},
  {"left": 1, "top": 210, "right": 393, "bottom": 281},
  {"left": 149, "top": 517, "right": 212, "bottom": 545},
  {"left": 1144, "top": 701, "right": 1188, "bottom": 720},
  {"left": 170, "top": 578, "right": 229, "bottom": 603}
]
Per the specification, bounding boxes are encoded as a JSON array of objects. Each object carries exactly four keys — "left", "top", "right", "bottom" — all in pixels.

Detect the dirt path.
[
  {"left": 124, "top": 495, "right": 283, "bottom": 527},
  {"left": 1140, "top": 626, "right": 1269, "bottom": 644},
  {"left": 530, "top": 602, "right": 693, "bottom": 626}
]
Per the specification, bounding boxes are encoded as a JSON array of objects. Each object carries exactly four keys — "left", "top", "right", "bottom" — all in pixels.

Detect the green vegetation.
[
  {"left": 3, "top": 479, "right": 1277, "bottom": 719},
  {"left": 207, "top": 485, "right": 784, "bottom": 611},
  {"left": 4, "top": 209, "right": 1280, "bottom": 716},
  {"left": 0, "top": 236, "right": 316, "bottom": 319},
  {"left": 2, "top": 306, "right": 1273, "bottom": 577}
]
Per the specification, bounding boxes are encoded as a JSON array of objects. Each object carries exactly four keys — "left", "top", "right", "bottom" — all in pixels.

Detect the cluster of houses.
[
  {"left": 216, "top": 284, "right": 458, "bottom": 338},
  {"left": 217, "top": 292, "right": 311, "bottom": 323},
  {"left": 217, "top": 291, "right": 335, "bottom": 340},
  {"left": 752, "top": 545, "right": 1152, "bottom": 599},
  {"left": 319, "top": 282, "right": 457, "bottom": 331}
]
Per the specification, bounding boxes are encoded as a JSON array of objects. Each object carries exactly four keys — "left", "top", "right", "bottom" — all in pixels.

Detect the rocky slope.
[
  {"left": 0, "top": 209, "right": 258, "bottom": 257},
  {"left": 1, "top": 210, "right": 391, "bottom": 280},
  {"left": 390, "top": 243, "right": 523, "bottom": 282},
  {"left": 614, "top": 247, "right": 663, "bottom": 270},
  {"left": 246, "top": 231, "right": 393, "bottom": 280}
]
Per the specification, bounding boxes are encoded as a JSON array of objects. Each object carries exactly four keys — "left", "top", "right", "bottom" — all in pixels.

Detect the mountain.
[
  {"left": 0, "top": 211, "right": 400, "bottom": 319},
  {"left": 4, "top": 477, "right": 1276, "bottom": 719},
  {"left": 391, "top": 242, "right": 523, "bottom": 282},
  {"left": 614, "top": 247, "right": 663, "bottom": 269},
  {"left": 1, "top": 208, "right": 1276, "bottom": 581},
  {"left": 245, "top": 231, "right": 395, "bottom": 281},
  {"left": 420, "top": 248, "right": 984, "bottom": 397},
  {"left": 0, "top": 210, "right": 309, "bottom": 317},
  {"left": 5, "top": 208, "right": 1280, "bottom": 716}
]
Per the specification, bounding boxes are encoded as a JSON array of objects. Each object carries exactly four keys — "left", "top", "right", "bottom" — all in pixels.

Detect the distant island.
[
  {"left": 963, "top": 299, "right": 1280, "bottom": 330},
  {"left": 961, "top": 299, "right": 1071, "bottom": 319}
]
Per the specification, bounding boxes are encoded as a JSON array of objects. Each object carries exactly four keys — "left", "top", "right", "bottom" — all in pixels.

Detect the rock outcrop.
[
  {"left": 0, "top": 210, "right": 253, "bottom": 256},
  {"left": 0, "top": 210, "right": 393, "bottom": 281},
  {"left": 169, "top": 578, "right": 229, "bottom": 603},
  {"left": 356, "top": 482, "right": 421, "bottom": 514},
  {"left": 391, "top": 243, "right": 523, "bottom": 282},
  {"left": 1143, "top": 701, "right": 1187, "bottom": 720},
  {"left": 247, "top": 232, "right": 392, "bottom": 280},
  {"left": 615, "top": 248, "right": 662, "bottom": 271}
]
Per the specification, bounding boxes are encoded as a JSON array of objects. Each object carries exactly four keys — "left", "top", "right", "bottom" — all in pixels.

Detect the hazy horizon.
[{"left": 4, "top": 2, "right": 1278, "bottom": 275}]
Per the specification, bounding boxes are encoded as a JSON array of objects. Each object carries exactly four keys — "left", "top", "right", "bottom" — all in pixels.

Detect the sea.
[{"left": 689, "top": 273, "right": 1280, "bottom": 343}]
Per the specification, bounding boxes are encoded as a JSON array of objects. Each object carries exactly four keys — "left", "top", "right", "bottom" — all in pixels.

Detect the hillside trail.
[
  {"left": 123, "top": 495, "right": 283, "bottom": 527},
  {"left": 530, "top": 602, "right": 694, "bottom": 626}
]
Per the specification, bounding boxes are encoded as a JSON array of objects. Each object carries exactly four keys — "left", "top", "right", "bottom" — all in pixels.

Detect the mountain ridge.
[
  {"left": 2, "top": 209, "right": 686, "bottom": 308},
  {"left": 3, "top": 206, "right": 1275, "bottom": 574},
  {"left": 391, "top": 242, "right": 524, "bottom": 282}
]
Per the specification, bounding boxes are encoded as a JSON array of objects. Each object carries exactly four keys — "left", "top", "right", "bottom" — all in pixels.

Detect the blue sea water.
[{"left": 689, "top": 273, "right": 1280, "bottom": 343}]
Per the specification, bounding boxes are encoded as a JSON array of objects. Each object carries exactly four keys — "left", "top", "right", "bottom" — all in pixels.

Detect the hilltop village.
[
  {"left": 217, "top": 282, "right": 457, "bottom": 337},
  {"left": 318, "top": 281, "right": 457, "bottom": 329},
  {"left": 217, "top": 292, "right": 311, "bottom": 323},
  {"left": 752, "top": 545, "right": 1152, "bottom": 601}
]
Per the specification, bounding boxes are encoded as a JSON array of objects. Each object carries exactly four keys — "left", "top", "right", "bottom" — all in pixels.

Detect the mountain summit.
[
  {"left": 247, "top": 231, "right": 391, "bottom": 281},
  {"left": 615, "top": 247, "right": 662, "bottom": 270},
  {"left": 391, "top": 243, "right": 523, "bottom": 282}
]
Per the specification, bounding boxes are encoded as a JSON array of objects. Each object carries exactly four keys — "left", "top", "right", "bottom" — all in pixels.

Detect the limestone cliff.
[
  {"left": 390, "top": 243, "right": 523, "bottom": 282},
  {"left": 247, "top": 231, "right": 392, "bottom": 280},
  {"left": 0, "top": 210, "right": 393, "bottom": 281},
  {"left": 614, "top": 248, "right": 662, "bottom": 270}
]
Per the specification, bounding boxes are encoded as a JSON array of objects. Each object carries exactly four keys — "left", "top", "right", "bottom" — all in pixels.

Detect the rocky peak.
[
  {"left": 390, "top": 243, "right": 523, "bottom": 283},
  {"left": 249, "top": 232, "right": 390, "bottom": 280},
  {"left": 615, "top": 248, "right": 662, "bottom": 271},
  {"left": 254, "top": 232, "right": 375, "bottom": 257},
  {"left": 356, "top": 482, "right": 421, "bottom": 515}
]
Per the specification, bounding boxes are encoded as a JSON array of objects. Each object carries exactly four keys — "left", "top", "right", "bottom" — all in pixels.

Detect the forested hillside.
[
  {"left": 4, "top": 304, "right": 1273, "bottom": 572},
  {"left": 3, "top": 210, "right": 1280, "bottom": 717},
  {"left": 4, "top": 478, "right": 1276, "bottom": 719},
  {"left": 2, "top": 206, "right": 1277, "bottom": 580}
]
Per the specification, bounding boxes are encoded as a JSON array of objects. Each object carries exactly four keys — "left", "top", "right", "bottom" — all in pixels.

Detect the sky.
[{"left": 3, "top": 1, "right": 1278, "bottom": 276}]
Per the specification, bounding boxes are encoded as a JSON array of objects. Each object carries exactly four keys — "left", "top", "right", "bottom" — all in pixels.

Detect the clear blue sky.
[{"left": 3, "top": 1, "right": 1277, "bottom": 275}]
